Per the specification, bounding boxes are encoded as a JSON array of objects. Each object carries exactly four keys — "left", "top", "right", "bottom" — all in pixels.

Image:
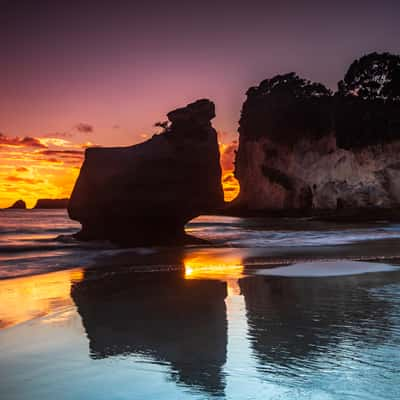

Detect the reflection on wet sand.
[
  {"left": 0, "top": 268, "right": 83, "bottom": 329},
  {"left": 71, "top": 269, "right": 228, "bottom": 396},
  {"left": 184, "top": 249, "right": 244, "bottom": 296},
  {"left": 1, "top": 246, "right": 399, "bottom": 398},
  {"left": 239, "top": 271, "right": 400, "bottom": 375},
  {"left": 184, "top": 255, "right": 243, "bottom": 280}
]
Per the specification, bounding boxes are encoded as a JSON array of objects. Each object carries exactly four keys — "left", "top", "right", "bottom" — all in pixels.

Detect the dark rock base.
[{"left": 73, "top": 218, "right": 208, "bottom": 246}]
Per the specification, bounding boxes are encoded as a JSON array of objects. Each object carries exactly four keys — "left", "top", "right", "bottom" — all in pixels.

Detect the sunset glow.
[
  {"left": 0, "top": 134, "right": 87, "bottom": 208},
  {"left": 0, "top": 133, "right": 239, "bottom": 208},
  {"left": 219, "top": 139, "right": 240, "bottom": 202}
]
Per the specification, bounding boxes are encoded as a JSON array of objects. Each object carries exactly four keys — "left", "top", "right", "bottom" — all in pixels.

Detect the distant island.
[
  {"left": 34, "top": 198, "right": 69, "bottom": 209},
  {"left": 7, "top": 200, "right": 26, "bottom": 209},
  {"left": 4, "top": 198, "right": 69, "bottom": 209}
]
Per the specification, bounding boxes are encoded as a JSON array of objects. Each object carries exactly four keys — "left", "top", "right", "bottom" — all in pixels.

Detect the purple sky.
[{"left": 1, "top": 0, "right": 400, "bottom": 146}]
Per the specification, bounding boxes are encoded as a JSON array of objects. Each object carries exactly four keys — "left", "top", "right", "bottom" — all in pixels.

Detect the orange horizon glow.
[
  {"left": 219, "top": 139, "right": 240, "bottom": 202},
  {"left": 0, "top": 134, "right": 239, "bottom": 208},
  {"left": 0, "top": 135, "right": 88, "bottom": 208}
]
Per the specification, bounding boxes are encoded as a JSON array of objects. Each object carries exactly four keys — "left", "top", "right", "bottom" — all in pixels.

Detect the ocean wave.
[
  {"left": 0, "top": 227, "right": 78, "bottom": 235},
  {"left": 187, "top": 226, "right": 400, "bottom": 247},
  {"left": 0, "top": 243, "right": 80, "bottom": 254},
  {"left": 0, "top": 238, "right": 116, "bottom": 254}
]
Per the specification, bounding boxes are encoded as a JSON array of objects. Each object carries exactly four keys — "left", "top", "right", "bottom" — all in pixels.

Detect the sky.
[{"left": 1, "top": 0, "right": 400, "bottom": 207}]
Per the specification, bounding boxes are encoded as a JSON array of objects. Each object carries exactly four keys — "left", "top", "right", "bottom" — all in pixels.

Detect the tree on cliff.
[
  {"left": 338, "top": 52, "right": 400, "bottom": 101},
  {"left": 154, "top": 121, "right": 169, "bottom": 130},
  {"left": 240, "top": 73, "right": 332, "bottom": 142},
  {"left": 248, "top": 72, "right": 332, "bottom": 99}
]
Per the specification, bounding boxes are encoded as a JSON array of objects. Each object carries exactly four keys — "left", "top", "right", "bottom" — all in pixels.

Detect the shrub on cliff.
[
  {"left": 240, "top": 73, "right": 333, "bottom": 143},
  {"left": 338, "top": 52, "right": 400, "bottom": 101},
  {"left": 335, "top": 52, "right": 400, "bottom": 149},
  {"left": 252, "top": 72, "right": 332, "bottom": 98}
]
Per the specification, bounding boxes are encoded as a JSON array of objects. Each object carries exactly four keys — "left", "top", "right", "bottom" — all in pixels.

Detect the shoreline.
[
  {"left": 2, "top": 236, "right": 400, "bottom": 281},
  {"left": 1, "top": 254, "right": 400, "bottom": 332},
  {"left": 219, "top": 205, "right": 400, "bottom": 222}
]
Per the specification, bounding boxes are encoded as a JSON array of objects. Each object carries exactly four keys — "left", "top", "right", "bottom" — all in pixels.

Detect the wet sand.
[
  {"left": 1, "top": 213, "right": 400, "bottom": 399},
  {"left": 1, "top": 256, "right": 400, "bottom": 400}
]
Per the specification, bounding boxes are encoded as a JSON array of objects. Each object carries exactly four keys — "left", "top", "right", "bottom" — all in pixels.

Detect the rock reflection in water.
[
  {"left": 69, "top": 251, "right": 400, "bottom": 398},
  {"left": 239, "top": 271, "right": 399, "bottom": 375},
  {"left": 71, "top": 269, "right": 227, "bottom": 396}
]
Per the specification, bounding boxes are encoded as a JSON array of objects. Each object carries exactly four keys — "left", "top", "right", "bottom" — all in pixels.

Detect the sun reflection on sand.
[
  {"left": 184, "top": 250, "right": 244, "bottom": 295},
  {"left": 0, "top": 268, "right": 83, "bottom": 329}
]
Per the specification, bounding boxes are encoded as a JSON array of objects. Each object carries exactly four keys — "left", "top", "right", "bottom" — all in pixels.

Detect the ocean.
[{"left": 2, "top": 209, "right": 400, "bottom": 279}]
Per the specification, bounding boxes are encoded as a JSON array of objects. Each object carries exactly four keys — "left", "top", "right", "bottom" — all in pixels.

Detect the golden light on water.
[
  {"left": 184, "top": 262, "right": 243, "bottom": 280},
  {"left": 184, "top": 250, "right": 244, "bottom": 295},
  {"left": 0, "top": 250, "right": 247, "bottom": 330},
  {"left": 0, "top": 268, "right": 84, "bottom": 329}
]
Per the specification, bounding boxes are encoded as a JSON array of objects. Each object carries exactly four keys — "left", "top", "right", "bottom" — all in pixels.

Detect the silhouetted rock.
[
  {"left": 34, "top": 198, "right": 69, "bottom": 209},
  {"left": 235, "top": 72, "right": 400, "bottom": 211},
  {"left": 71, "top": 269, "right": 227, "bottom": 396},
  {"left": 68, "top": 99, "right": 224, "bottom": 245},
  {"left": 7, "top": 199, "right": 26, "bottom": 209}
]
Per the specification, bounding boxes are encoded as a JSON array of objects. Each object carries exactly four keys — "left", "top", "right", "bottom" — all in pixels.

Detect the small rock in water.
[{"left": 7, "top": 199, "right": 26, "bottom": 209}]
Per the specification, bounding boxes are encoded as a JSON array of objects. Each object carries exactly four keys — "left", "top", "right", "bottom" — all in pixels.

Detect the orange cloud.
[
  {"left": 38, "top": 150, "right": 84, "bottom": 167},
  {"left": 0, "top": 134, "right": 89, "bottom": 208},
  {"left": 6, "top": 176, "right": 44, "bottom": 184},
  {"left": 75, "top": 123, "right": 94, "bottom": 133},
  {"left": 0, "top": 133, "right": 47, "bottom": 148},
  {"left": 45, "top": 131, "right": 74, "bottom": 139},
  {"left": 220, "top": 140, "right": 237, "bottom": 171}
]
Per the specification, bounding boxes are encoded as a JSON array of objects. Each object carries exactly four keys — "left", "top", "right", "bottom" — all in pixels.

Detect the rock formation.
[
  {"left": 234, "top": 73, "right": 400, "bottom": 212},
  {"left": 34, "top": 198, "right": 69, "bottom": 209},
  {"left": 68, "top": 99, "right": 224, "bottom": 245},
  {"left": 7, "top": 199, "right": 26, "bottom": 209}
]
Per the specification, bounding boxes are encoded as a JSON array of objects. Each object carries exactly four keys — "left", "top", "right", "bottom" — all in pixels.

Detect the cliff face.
[
  {"left": 68, "top": 99, "right": 224, "bottom": 244},
  {"left": 235, "top": 76, "right": 400, "bottom": 210}
]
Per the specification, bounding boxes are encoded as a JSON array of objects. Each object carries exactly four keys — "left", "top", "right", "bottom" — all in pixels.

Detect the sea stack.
[
  {"left": 68, "top": 99, "right": 224, "bottom": 245},
  {"left": 234, "top": 72, "right": 400, "bottom": 212},
  {"left": 7, "top": 200, "right": 26, "bottom": 209}
]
